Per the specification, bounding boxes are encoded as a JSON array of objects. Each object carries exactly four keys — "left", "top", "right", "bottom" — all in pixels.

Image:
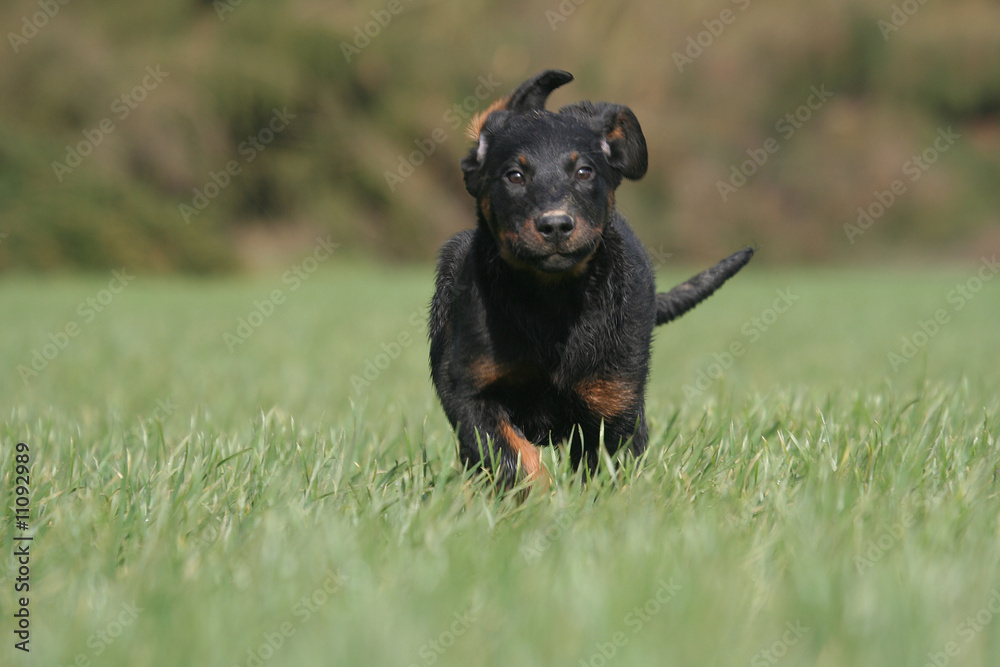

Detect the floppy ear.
[
  {"left": 461, "top": 111, "right": 509, "bottom": 196},
  {"left": 461, "top": 70, "right": 574, "bottom": 196},
  {"left": 560, "top": 101, "right": 648, "bottom": 181}
]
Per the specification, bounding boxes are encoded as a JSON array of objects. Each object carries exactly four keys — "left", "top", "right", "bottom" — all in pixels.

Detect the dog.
[{"left": 429, "top": 69, "right": 753, "bottom": 490}]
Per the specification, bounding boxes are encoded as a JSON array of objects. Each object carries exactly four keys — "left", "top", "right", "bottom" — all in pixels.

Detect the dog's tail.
[{"left": 655, "top": 247, "right": 755, "bottom": 326}]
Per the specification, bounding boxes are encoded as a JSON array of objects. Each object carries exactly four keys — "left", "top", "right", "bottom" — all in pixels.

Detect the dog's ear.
[
  {"left": 461, "top": 111, "right": 510, "bottom": 195},
  {"left": 461, "top": 70, "right": 574, "bottom": 196},
  {"left": 505, "top": 69, "right": 575, "bottom": 114},
  {"left": 560, "top": 101, "right": 648, "bottom": 181},
  {"left": 466, "top": 70, "right": 574, "bottom": 142}
]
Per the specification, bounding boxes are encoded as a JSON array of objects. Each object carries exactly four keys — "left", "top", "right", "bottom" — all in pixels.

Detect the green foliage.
[
  {"left": 0, "top": 126, "right": 235, "bottom": 272},
  {"left": 2, "top": 0, "right": 1000, "bottom": 271},
  {"left": 2, "top": 263, "right": 999, "bottom": 665}
]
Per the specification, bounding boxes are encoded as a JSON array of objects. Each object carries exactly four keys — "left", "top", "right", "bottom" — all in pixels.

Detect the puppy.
[{"left": 429, "top": 70, "right": 753, "bottom": 489}]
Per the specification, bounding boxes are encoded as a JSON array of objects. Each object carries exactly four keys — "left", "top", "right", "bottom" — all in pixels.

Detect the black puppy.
[{"left": 429, "top": 70, "right": 752, "bottom": 490}]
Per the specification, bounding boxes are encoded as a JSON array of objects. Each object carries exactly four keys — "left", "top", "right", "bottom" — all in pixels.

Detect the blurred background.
[{"left": 2, "top": 0, "right": 999, "bottom": 273}]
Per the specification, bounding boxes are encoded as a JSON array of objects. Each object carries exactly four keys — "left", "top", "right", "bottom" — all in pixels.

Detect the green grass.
[{"left": 2, "top": 261, "right": 999, "bottom": 666}]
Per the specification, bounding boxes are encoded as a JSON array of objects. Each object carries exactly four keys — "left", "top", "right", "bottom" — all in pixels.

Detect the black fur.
[{"left": 429, "top": 70, "right": 753, "bottom": 489}]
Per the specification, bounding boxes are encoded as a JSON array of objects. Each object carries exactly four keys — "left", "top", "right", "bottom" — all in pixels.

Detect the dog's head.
[{"left": 462, "top": 70, "right": 647, "bottom": 276}]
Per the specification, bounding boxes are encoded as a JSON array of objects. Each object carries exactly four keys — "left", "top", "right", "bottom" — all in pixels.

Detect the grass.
[{"left": 2, "top": 260, "right": 999, "bottom": 666}]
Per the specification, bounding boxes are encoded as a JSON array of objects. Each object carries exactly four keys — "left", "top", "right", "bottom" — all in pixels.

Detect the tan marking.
[
  {"left": 498, "top": 221, "right": 601, "bottom": 282},
  {"left": 565, "top": 245, "right": 599, "bottom": 278},
  {"left": 569, "top": 214, "right": 602, "bottom": 243},
  {"left": 517, "top": 154, "right": 528, "bottom": 166},
  {"left": 574, "top": 377, "right": 637, "bottom": 419},
  {"left": 466, "top": 96, "right": 510, "bottom": 141},
  {"left": 469, "top": 356, "right": 547, "bottom": 392},
  {"left": 570, "top": 151, "right": 579, "bottom": 162},
  {"left": 606, "top": 125, "right": 626, "bottom": 142},
  {"left": 480, "top": 195, "right": 492, "bottom": 223},
  {"left": 498, "top": 420, "right": 550, "bottom": 488},
  {"left": 498, "top": 229, "right": 520, "bottom": 259},
  {"left": 469, "top": 356, "right": 506, "bottom": 391},
  {"left": 522, "top": 219, "right": 547, "bottom": 245}
]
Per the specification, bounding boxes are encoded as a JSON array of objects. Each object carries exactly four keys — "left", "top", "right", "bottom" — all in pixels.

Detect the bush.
[{"left": 2, "top": 0, "right": 998, "bottom": 271}]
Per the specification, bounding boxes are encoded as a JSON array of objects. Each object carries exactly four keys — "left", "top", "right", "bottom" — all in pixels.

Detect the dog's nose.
[{"left": 535, "top": 213, "right": 575, "bottom": 242}]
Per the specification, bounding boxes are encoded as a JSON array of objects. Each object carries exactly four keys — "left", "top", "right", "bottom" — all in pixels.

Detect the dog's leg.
[
  {"left": 569, "top": 411, "right": 647, "bottom": 473},
  {"left": 459, "top": 417, "right": 549, "bottom": 489},
  {"left": 568, "top": 374, "right": 649, "bottom": 473},
  {"left": 452, "top": 401, "right": 550, "bottom": 491}
]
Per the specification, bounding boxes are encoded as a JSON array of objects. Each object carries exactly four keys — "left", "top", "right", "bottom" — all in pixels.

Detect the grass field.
[{"left": 2, "top": 260, "right": 999, "bottom": 667}]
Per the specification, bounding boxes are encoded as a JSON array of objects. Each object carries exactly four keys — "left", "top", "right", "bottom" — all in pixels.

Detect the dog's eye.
[
  {"left": 506, "top": 170, "right": 525, "bottom": 185},
  {"left": 575, "top": 166, "right": 594, "bottom": 181}
]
